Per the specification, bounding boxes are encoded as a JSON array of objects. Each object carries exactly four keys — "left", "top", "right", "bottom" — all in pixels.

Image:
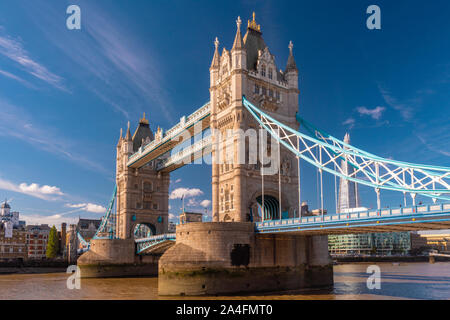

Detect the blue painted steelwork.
[
  {"left": 92, "top": 185, "right": 117, "bottom": 240},
  {"left": 76, "top": 185, "right": 117, "bottom": 253},
  {"left": 77, "top": 231, "right": 90, "bottom": 252},
  {"left": 256, "top": 203, "right": 450, "bottom": 234},
  {"left": 242, "top": 96, "right": 450, "bottom": 201},
  {"left": 135, "top": 233, "right": 176, "bottom": 254}
]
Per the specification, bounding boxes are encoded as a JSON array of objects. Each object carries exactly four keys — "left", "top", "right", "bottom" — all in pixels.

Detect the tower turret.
[
  {"left": 285, "top": 41, "right": 298, "bottom": 90},
  {"left": 231, "top": 17, "right": 247, "bottom": 71},
  {"left": 1, "top": 199, "right": 11, "bottom": 216},
  {"left": 117, "top": 128, "right": 123, "bottom": 147},
  {"left": 123, "top": 121, "right": 133, "bottom": 154},
  {"left": 132, "top": 113, "right": 154, "bottom": 151},
  {"left": 210, "top": 37, "right": 220, "bottom": 88}
]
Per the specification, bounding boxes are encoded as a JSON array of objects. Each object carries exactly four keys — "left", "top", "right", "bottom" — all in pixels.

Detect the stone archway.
[
  {"left": 248, "top": 189, "right": 292, "bottom": 221},
  {"left": 133, "top": 222, "right": 156, "bottom": 239},
  {"left": 256, "top": 195, "right": 280, "bottom": 220}
]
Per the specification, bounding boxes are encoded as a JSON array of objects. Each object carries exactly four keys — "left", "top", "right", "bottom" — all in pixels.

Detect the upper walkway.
[{"left": 127, "top": 102, "right": 210, "bottom": 169}]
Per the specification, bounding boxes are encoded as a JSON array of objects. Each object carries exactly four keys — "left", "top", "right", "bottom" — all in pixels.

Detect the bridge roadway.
[
  {"left": 135, "top": 203, "right": 450, "bottom": 253},
  {"left": 256, "top": 203, "right": 450, "bottom": 235}
]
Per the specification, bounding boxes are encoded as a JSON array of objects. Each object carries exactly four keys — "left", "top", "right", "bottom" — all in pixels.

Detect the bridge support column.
[
  {"left": 77, "top": 239, "right": 159, "bottom": 278},
  {"left": 158, "top": 222, "right": 333, "bottom": 296}
]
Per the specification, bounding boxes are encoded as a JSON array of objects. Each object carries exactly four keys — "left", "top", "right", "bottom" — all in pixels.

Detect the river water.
[{"left": 1, "top": 262, "right": 449, "bottom": 300}]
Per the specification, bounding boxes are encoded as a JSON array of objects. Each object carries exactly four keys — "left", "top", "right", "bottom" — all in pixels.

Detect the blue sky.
[{"left": 0, "top": 0, "right": 449, "bottom": 228}]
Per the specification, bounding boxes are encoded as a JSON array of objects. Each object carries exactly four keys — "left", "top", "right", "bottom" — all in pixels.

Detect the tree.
[{"left": 46, "top": 226, "right": 59, "bottom": 259}]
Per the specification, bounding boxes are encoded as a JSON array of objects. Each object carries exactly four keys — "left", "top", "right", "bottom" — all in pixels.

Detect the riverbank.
[{"left": 0, "top": 260, "right": 69, "bottom": 274}]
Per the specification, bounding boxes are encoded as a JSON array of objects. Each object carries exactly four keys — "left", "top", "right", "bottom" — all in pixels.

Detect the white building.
[{"left": 1, "top": 200, "right": 23, "bottom": 238}]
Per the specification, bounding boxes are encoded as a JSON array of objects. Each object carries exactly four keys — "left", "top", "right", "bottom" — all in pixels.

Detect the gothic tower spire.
[
  {"left": 125, "top": 121, "right": 131, "bottom": 141},
  {"left": 232, "top": 16, "right": 244, "bottom": 50},
  {"left": 210, "top": 37, "right": 220, "bottom": 70},
  {"left": 117, "top": 127, "right": 123, "bottom": 147},
  {"left": 285, "top": 41, "right": 298, "bottom": 73}
]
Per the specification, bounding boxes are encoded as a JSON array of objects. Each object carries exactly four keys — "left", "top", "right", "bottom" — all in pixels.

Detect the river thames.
[{"left": 1, "top": 262, "right": 449, "bottom": 300}]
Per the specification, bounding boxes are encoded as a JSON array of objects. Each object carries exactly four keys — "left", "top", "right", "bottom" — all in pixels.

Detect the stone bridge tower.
[
  {"left": 115, "top": 115, "right": 170, "bottom": 239},
  {"left": 210, "top": 13, "right": 300, "bottom": 223}
]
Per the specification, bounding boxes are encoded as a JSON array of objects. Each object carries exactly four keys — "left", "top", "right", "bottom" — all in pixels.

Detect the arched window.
[
  {"left": 268, "top": 68, "right": 273, "bottom": 79},
  {"left": 261, "top": 65, "right": 266, "bottom": 77}
]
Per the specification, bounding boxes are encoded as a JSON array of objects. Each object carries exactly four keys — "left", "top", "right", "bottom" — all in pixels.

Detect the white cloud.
[
  {"left": 168, "top": 213, "right": 177, "bottom": 220},
  {"left": 356, "top": 106, "right": 386, "bottom": 120},
  {"left": 187, "top": 198, "right": 198, "bottom": 206},
  {"left": 24, "top": 1, "right": 175, "bottom": 122},
  {"left": 416, "top": 134, "right": 450, "bottom": 158},
  {"left": 0, "top": 98, "right": 109, "bottom": 174},
  {"left": 19, "top": 183, "right": 63, "bottom": 196},
  {"left": 378, "top": 85, "right": 414, "bottom": 121},
  {"left": 169, "top": 188, "right": 203, "bottom": 200},
  {"left": 65, "top": 203, "right": 106, "bottom": 214},
  {"left": 0, "top": 177, "right": 64, "bottom": 200},
  {"left": 0, "top": 68, "right": 36, "bottom": 88},
  {"left": 200, "top": 200, "right": 211, "bottom": 208},
  {"left": 342, "top": 118, "right": 355, "bottom": 129},
  {"left": 20, "top": 214, "right": 79, "bottom": 228},
  {"left": 0, "top": 30, "right": 66, "bottom": 91}
]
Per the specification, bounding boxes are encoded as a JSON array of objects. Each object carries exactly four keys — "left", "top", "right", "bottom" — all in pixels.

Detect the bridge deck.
[{"left": 256, "top": 203, "right": 450, "bottom": 235}]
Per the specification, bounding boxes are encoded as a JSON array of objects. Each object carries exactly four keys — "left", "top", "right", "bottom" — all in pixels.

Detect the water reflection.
[{"left": 0, "top": 262, "right": 449, "bottom": 300}]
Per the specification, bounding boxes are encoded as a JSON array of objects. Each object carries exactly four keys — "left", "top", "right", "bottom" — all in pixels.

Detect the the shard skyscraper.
[{"left": 337, "top": 133, "right": 360, "bottom": 212}]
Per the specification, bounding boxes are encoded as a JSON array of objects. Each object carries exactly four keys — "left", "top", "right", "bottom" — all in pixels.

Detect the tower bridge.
[{"left": 77, "top": 13, "right": 450, "bottom": 296}]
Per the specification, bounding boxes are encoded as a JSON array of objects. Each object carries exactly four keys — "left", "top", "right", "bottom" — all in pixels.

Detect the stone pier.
[
  {"left": 158, "top": 222, "right": 333, "bottom": 296},
  {"left": 77, "top": 238, "right": 159, "bottom": 278}
]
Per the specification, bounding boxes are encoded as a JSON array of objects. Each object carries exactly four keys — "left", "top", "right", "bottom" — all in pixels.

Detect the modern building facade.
[{"left": 329, "top": 232, "right": 411, "bottom": 255}]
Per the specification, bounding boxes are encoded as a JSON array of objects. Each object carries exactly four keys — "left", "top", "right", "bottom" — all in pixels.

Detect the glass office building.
[{"left": 328, "top": 232, "right": 411, "bottom": 256}]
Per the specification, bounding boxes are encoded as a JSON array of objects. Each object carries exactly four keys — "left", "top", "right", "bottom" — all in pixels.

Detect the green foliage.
[{"left": 46, "top": 226, "right": 59, "bottom": 259}]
